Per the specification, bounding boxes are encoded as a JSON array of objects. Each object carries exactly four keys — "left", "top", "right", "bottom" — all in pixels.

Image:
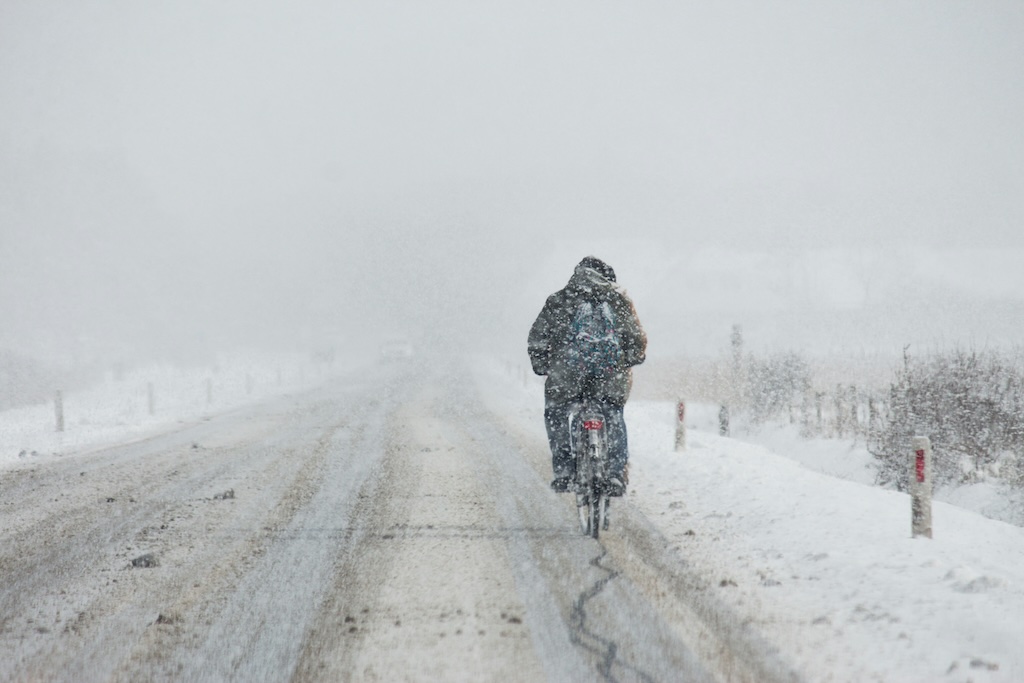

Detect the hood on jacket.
[
  {"left": 577, "top": 256, "right": 615, "bottom": 282},
  {"left": 568, "top": 256, "right": 618, "bottom": 294}
]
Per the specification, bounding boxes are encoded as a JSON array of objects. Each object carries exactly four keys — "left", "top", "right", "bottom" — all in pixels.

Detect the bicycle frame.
[{"left": 569, "top": 398, "right": 610, "bottom": 537}]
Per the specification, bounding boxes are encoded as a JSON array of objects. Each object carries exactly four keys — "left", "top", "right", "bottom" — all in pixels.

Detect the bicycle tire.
[{"left": 577, "top": 497, "right": 590, "bottom": 534}]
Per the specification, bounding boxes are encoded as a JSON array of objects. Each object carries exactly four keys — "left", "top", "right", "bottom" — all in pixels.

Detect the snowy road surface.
[{"left": 0, "top": 362, "right": 795, "bottom": 683}]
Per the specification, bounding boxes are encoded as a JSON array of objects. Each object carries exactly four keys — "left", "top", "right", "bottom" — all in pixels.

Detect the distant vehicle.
[{"left": 379, "top": 339, "right": 414, "bottom": 361}]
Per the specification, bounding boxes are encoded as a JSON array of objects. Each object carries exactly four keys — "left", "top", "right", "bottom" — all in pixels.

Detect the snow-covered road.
[{"left": 0, "top": 361, "right": 792, "bottom": 682}]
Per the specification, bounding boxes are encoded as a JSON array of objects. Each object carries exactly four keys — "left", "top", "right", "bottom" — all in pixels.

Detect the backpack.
[{"left": 566, "top": 297, "right": 622, "bottom": 378}]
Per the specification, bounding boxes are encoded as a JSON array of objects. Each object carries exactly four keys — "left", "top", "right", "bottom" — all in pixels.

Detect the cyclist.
[{"left": 528, "top": 256, "right": 647, "bottom": 496}]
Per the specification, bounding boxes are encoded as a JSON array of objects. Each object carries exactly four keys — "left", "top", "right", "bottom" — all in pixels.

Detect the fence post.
[
  {"left": 801, "top": 390, "right": 813, "bottom": 435},
  {"left": 849, "top": 386, "right": 859, "bottom": 439},
  {"left": 719, "top": 405, "right": 730, "bottom": 437},
  {"left": 55, "top": 390, "right": 64, "bottom": 432},
  {"left": 675, "top": 400, "right": 686, "bottom": 451},
  {"left": 911, "top": 436, "right": 933, "bottom": 538},
  {"left": 815, "top": 392, "right": 823, "bottom": 433},
  {"left": 834, "top": 385, "right": 845, "bottom": 437}
]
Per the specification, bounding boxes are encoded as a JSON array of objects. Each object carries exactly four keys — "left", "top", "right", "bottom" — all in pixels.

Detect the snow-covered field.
[
  {"left": 3, "top": 353, "right": 1024, "bottom": 681},
  {"left": 0, "top": 352, "right": 339, "bottom": 468},
  {"left": 485, "top": 358, "right": 1024, "bottom": 683}
]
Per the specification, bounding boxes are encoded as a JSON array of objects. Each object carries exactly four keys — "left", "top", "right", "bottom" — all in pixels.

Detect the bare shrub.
[
  {"left": 747, "top": 352, "right": 813, "bottom": 424},
  {"left": 869, "top": 347, "right": 1024, "bottom": 491}
]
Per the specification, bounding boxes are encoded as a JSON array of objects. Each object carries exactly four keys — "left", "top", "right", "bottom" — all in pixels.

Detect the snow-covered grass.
[
  {"left": 698, "top": 405, "right": 1024, "bottom": 528},
  {"left": 724, "top": 416, "right": 879, "bottom": 486},
  {"left": 0, "top": 351, "right": 340, "bottom": 467},
  {"left": 484, "top": 357, "right": 1024, "bottom": 683}
]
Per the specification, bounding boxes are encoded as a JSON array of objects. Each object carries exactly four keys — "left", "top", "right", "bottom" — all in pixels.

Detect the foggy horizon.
[{"left": 3, "top": 1, "right": 1023, "bottom": 368}]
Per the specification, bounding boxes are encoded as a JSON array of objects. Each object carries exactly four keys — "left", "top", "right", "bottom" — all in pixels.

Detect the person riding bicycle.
[{"left": 528, "top": 256, "right": 647, "bottom": 496}]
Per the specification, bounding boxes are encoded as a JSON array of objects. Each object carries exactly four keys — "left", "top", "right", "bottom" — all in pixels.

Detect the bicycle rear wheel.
[
  {"left": 576, "top": 489, "right": 602, "bottom": 537},
  {"left": 588, "top": 488, "right": 601, "bottom": 539},
  {"left": 576, "top": 494, "right": 590, "bottom": 534}
]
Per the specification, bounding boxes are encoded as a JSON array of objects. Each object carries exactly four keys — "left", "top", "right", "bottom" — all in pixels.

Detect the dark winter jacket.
[{"left": 528, "top": 262, "right": 646, "bottom": 406}]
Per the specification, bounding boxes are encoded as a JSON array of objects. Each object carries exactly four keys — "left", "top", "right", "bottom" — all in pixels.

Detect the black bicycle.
[{"left": 569, "top": 399, "right": 612, "bottom": 538}]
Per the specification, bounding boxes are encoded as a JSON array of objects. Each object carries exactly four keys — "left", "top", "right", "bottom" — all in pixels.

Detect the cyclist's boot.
[
  {"left": 604, "top": 464, "right": 628, "bottom": 496},
  {"left": 551, "top": 476, "right": 571, "bottom": 493},
  {"left": 604, "top": 477, "right": 626, "bottom": 496}
]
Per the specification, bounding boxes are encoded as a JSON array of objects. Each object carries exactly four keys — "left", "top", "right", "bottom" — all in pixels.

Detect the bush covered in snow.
[
  {"left": 746, "top": 351, "right": 813, "bottom": 424},
  {"left": 869, "top": 348, "right": 1024, "bottom": 492}
]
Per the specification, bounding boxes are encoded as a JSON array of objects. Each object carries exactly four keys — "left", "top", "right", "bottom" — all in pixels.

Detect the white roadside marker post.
[
  {"left": 675, "top": 400, "right": 686, "bottom": 451},
  {"left": 911, "top": 436, "right": 933, "bottom": 539}
]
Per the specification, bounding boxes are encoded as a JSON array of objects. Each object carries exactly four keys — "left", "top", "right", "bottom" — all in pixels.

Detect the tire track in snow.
[
  {"left": 568, "top": 549, "right": 657, "bottom": 683},
  {"left": 167, "top": 391, "right": 396, "bottom": 682},
  {"left": 0, "top": 382, "right": 380, "bottom": 682},
  {"left": 294, "top": 381, "right": 553, "bottom": 682},
  {"left": 0, "top": 413, "right": 300, "bottom": 679}
]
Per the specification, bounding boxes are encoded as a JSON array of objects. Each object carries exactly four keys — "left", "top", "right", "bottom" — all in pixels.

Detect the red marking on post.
[
  {"left": 915, "top": 449, "right": 926, "bottom": 482},
  {"left": 583, "top": 420, "right": 603, "bottom": 431},
  {"left": 677, "top": 401, "right": 686, "bottom": 422}
]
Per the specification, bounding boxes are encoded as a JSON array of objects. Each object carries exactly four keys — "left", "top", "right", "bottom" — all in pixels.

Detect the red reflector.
[
  {"left": 583, "top": 420, "right": 604, "bottom": 430},
  {"left": 915, "top": 449, "right": 926, "bottom": 482}
]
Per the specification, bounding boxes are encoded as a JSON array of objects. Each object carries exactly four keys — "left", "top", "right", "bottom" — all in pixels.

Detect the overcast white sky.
[{"left": 2, "top": 1, "right": 1023, "bottom": 363}]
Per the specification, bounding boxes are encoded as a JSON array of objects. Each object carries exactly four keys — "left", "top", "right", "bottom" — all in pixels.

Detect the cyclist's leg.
[
  {"left": 544, "top": 398, "right": 573, "bottom": 485},
  {"left": 604, "top": 403, "right": 629, "bottom": 489}
]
